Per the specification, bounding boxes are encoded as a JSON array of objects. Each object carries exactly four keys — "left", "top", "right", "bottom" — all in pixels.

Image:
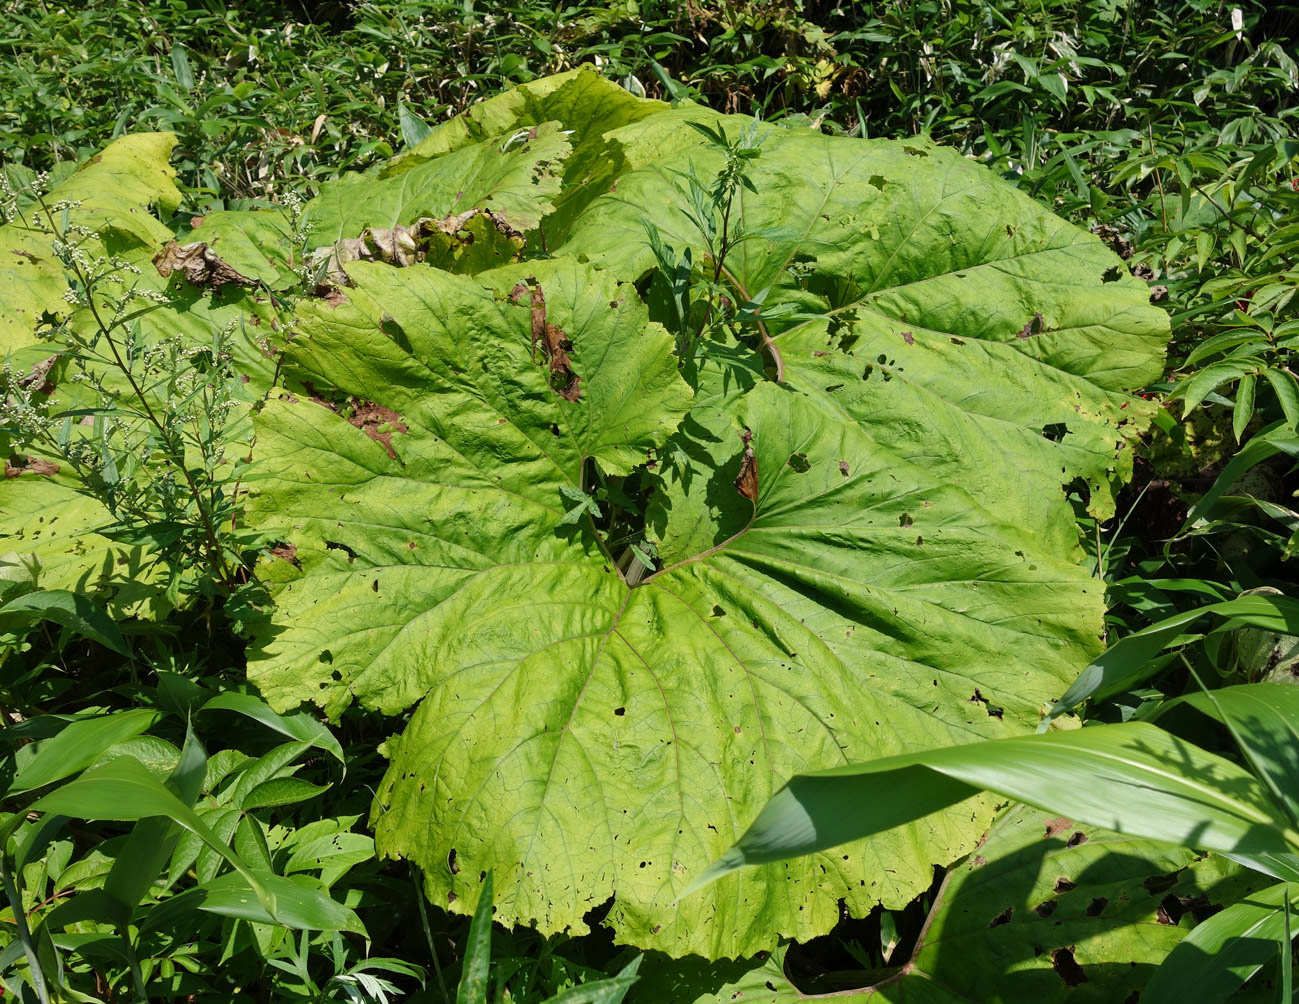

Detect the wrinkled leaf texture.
[
  {"left": 0, "top": 70, "right": 1168, "bottom": 960},
  {"left": 241, "top": 70, "right": 1170, "bottom": 958}
]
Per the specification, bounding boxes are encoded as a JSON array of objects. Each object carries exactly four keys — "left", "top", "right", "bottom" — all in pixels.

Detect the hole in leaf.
[
  {"left": 1016, "top": 312, "right": 1046, "bottom": 339},
  {"left": 1042, "top": 422, "right": 1070, "bottom": 442},
  {"left": 325, "top": 540, "right": 358, "bottom": 563},
  {"left": 1144, "top": 871, "right": 1181, "bottom": 895},
  {"left": 988, "top": 907, "right": 1013, "bottom": 928},
  {"left": 787, "top": 453, "right": 811, "bottom": 473},
  {"left": 1051, "top": 947, "right": 1087, "bottom": 987},
  {"left": 1086, "top": 898, "right": 1107, "bottom": 917}
]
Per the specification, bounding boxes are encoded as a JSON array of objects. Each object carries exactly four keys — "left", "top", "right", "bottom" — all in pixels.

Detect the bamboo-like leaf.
[
  {"left": 26, "top": 755, "right": 272, "bottom": 915},
  {"left": 1159, "top": 683, "right": 1299, "bottom": 830},
  {"left": 7, "top": 708, "right": 160, "bottom": 796},
  {"left": 1233, "top": 371, "right": 1256, "bottom": 442},
  {"left": 201, "top": 692, "right": 344, "bottom": 764},
  {"left": 688, "top": 722, "right": 1299, "bottom": 896},
  {"left": 546, "top": 955, "right": 642, "bottom": 1004},
  {"left": 456, "top": 872, "right": 493, "bottom": 1004},
  {"left": 1182, "top": 422, "right": 1299, "bottom": 528},
  {"left": 1262, "top": 366, "right": 1299, "bottom": 429},
  {"left": 1142, "top": 880, "right": 1299, "bottom": 1004},
  {"left": 1043, "top": 594, "right": 1299, "bottom": 723},
  {"left": 0, "top": 588, "right": 128, "bottom": 655}
]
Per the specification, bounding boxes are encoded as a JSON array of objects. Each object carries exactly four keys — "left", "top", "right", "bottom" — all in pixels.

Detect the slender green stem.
[
  {"left": 413, "top": 867, "right": 450, "bottom": 1003},
  {"left": 124, "top": 932, "right": 148, "bottom": 1003},
  {"left": 1, "top": 854, "right": 50, "bottom": 1004}
]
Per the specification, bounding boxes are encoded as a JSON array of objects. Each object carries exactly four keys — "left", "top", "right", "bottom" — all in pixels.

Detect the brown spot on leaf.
[
  {"left": 316, "top": 210, "right": 525, "bottom": 285},
  {"left": 1016, "top": 312, "right": 1046, "bottom": 339},
  {"left": 268, "top": 541, "right": 301, "bottom": 568},
  {"left": 348, "top": 400, "right": 408, "bottom": 460},
  {"left": 519, "top": 280, "right": 581, "bottom": 401},
  {"left": 1043, "top": 817, "right": 1073, "bottom": 838},
  {"left": 5, "top": 456, "right": 60, "bottom": 478},
  {"left": 1051, "top": 947, "right": 1087, "bottom": 987},
  {"left": 901, "top": 330, "right": 914, "bottom": 345},
  {"left": 153, "top": 240, "right": 256, "bottom": 291},
  {"left": 735, "top": 427, "right": 758, "bottom": 503},
  {"left": 838, "top": 461, "right": 850, "bottom": 477}
]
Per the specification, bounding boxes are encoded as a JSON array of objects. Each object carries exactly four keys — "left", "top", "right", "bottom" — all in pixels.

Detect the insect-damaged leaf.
[
  {"left": 244, "top": 78, "right": 1167, "bottom": 960},
  {"left": 640, "top": 804, "right": 1264, "bottom": 1003}
]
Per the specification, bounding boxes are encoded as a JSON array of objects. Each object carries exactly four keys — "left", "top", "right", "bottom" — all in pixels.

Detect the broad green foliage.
[
  {"left": 0, "top": 473, "right": 172, "bottom": 621},
  {"left": 636, "top": 804, "right": 1263, "bottom": 1003},
  {"left": 0, "top": 133, "right": 180, "bottom": 345},
  {"left": 226, "top": 71, "right": 1170, "bottom": 958}
]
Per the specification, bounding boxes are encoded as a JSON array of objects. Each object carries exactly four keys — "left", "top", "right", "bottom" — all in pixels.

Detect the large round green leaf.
[{"left": 244, "top": 81, "right": 1168, "bottom": 960}]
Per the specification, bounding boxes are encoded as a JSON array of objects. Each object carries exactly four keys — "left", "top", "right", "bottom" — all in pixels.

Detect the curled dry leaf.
[
  {"left": 311, "top": 209, "right": 525, "bottom": 285},
  {"left": 514, "top": 279, "right": 581, "bottom": 401},
  {"left": 153, "top": 240, "right": 257, "bottom": 291},
  {"left": 734, "top": 426, "right": 758, "bottom": 502}
]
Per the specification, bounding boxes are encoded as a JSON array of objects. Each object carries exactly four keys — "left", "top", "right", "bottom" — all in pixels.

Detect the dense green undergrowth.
[{"left": 2, "top": 2, "right": 1298, "bottom": 1002}]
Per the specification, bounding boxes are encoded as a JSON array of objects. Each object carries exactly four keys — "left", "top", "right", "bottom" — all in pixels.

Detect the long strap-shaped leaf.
[
  {"left": 1041, "top": 593, "right": 1299, "bottom": 726},
  {"left": 22, "top": 756, "right": 273, "bottom": 916},
  {"left": 685, "top": 722, "right": 1299, "bottom": 896},
  {"left": 456, "top": 871, "right": 493, "bottom": 1004},
  {"left": 1159, "top": 682, "right": 1299, "bottom": 830},
  {"left": 1141, "top": 879, "right": 1299, "bottom": 1004}
]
